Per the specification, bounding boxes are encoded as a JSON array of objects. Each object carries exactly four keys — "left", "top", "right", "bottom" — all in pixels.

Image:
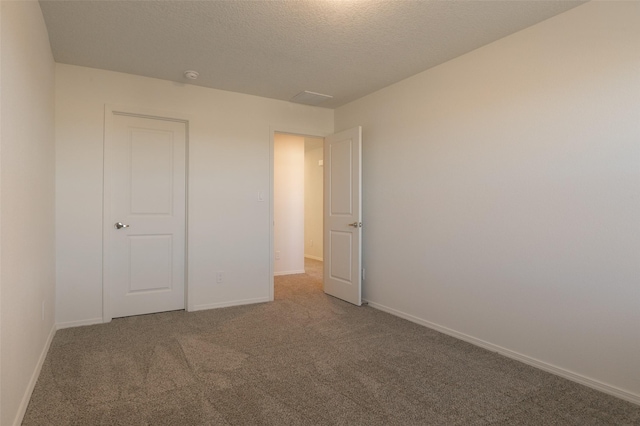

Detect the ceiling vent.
[{"left": 290, "top": 91, "right": 333, "bottom": 106}]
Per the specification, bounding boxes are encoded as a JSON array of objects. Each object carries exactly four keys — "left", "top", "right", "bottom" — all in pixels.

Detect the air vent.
[{"left": 290, "top": 91, "right": 333, "bottom": 106}]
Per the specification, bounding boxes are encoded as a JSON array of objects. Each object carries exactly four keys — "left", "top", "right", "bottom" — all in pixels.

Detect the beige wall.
[
  {"left": 1, "top": 2, "right": 56, "bottom": 424},
  {"left": 274, "top": 133, "right": 305, "bottom": 275},
  {"left": 336, "top": 2, "right": 640, "bottom": 402},
  {"left": 55, "top": 64, "right": 333, "bottom": 325},
  {"left": 304, "top": 138, "right": 323, "bottom": 260},
  {"left": 3, "top": 2, "right": 638, "bottom": 421}
]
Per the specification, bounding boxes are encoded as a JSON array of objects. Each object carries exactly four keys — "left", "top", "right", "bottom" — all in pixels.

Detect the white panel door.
[
  {"left": 105, "top": 113, "right": 186, "bottom": 318},
  {"left": 324, "top": 127, "right": 362, "bottom": 306}
]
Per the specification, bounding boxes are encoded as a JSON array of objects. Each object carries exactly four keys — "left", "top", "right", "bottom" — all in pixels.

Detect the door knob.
[
  {"left": 348, "top": 222, "right": 362, "bottom": 228},
  {"left": 114, "top": 222, "right": 130, "bottom": 229}
]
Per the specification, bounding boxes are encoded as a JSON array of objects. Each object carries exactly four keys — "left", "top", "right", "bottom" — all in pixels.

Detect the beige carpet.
[{"left": 23, "top": 259, "right": 640, "bottom": 425}]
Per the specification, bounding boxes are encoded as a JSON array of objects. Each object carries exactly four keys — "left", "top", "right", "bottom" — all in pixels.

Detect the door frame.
[
  {"left": 269, "top": 126, "right": 328, "bottom": 301},
  {"left": 103, "top": 105, "right": 192, "bottom": 323}
]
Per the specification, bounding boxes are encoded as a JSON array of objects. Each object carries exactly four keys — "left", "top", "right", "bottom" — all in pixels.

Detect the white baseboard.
[
  {"left": 13, "top": 323, "right": 56, "bottom": 426},
  {"left": 192, "top": 296, "right": 270, "bottom": 311},
  {"left": 56, "top": 317, "right": 103, "bottom": 330},
  {"left": 304, "top": 255, "right": 323, "bottom": 261},
  {"left": 364, "top": 299, "right": 640, "bottom": 406},
  {"left": 274, "top": 269, "right": 305, "bottom": 276}
]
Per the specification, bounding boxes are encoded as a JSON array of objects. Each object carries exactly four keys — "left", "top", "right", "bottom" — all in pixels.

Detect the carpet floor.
[{"left": 23, "top": 259, "right": 640, "bottom": 425}]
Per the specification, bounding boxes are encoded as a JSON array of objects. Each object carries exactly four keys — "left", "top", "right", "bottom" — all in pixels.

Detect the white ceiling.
[{"left": 40, "top": 0, "right": 585, "bottom": 109}]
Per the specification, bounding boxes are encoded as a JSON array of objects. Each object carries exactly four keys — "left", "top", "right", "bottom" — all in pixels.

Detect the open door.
[{"left": 323, "top": 126, "right": 362, "bottom": 306}]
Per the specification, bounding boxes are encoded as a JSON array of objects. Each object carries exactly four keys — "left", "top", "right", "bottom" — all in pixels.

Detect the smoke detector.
[{"left": 183, "top": 70, "right": 199, "bottom": 80}]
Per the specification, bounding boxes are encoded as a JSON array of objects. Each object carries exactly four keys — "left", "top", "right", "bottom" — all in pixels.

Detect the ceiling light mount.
[{"left": 184, "top": 70, "right": 199, "bottom": 80}]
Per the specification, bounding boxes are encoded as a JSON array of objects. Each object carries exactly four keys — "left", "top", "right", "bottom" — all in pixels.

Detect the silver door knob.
[
  {"left": 348, "top": 222, "right": 362, "bottom": 228},
  {"left": 114, "top": 222, "right": 130, "bottom": 229}
]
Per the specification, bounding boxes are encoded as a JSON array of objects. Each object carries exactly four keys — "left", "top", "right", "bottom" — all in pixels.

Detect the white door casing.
[
  {"left": 104, "top": 112, "right": 186, "bottom": 319},
  {"left": 324, "top": 126, "right": 362, "bottom": 306}
]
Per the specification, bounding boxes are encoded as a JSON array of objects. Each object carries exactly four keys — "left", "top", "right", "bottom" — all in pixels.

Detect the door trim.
[
  {"left": 103, "top": 105, "right": 191, "bottom": 323},
  {"left": 269, "top": 126, "right": 328, "bottom": 302}
]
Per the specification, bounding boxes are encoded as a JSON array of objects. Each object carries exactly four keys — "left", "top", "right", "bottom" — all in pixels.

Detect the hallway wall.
[
  {"left": 304, "top": 138, "right": 323, "bottom": 261},
  {"left": 274, "top": 133, "right": 305, "bottom": 275}
]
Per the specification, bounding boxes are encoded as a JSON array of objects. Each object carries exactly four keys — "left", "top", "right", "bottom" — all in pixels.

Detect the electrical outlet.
[
  {"left": 216, "top": 271, "right": 224, "bottom": 283},
  {"left": 275, "top": 251, "right": 281, "bottom": 260},
  {"left": 310, "top": 239, "right": 314, "bottom": 247}
]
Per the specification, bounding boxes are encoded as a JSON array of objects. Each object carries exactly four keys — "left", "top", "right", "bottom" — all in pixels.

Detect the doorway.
[
  {"left": 270, "top": 126, "right": 363, "bottom": 305},
  {"left": 273, "top": 133, "right": 324, "bottom": 280}
]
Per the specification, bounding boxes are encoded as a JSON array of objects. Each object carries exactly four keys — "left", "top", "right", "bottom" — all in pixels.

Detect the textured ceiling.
[{"left": 40, "top": 0, "right": 585, "bottom": 108}]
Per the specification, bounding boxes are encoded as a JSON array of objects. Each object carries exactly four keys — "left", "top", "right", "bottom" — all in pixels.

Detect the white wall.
[
  {"left": 56, "top": 64, "right": 333, "bottom": 325},
  {"left": 1, "top": 2, "right": 56, "bottom": 424},
  {"left": 304, "top": 138, "right": 323, "bottom": 260},
  {"left": 274, "top": 133, "right": 305, "bottom": 275},
  {"left": 335, "top": 1, "right": 640, "bottom": 402}
]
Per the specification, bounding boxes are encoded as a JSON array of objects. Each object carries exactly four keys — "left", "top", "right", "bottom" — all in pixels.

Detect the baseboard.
[
  {"left": 56, "top": 317, "right": 104, "bottom": 330},
  {"left": 192, "top": 296, "right": 270, "bottom": 311},
  {"left": 13, "top": 322, "right": 56, "bottom": 426},
  {"left": 274, "top": 269, "right": 305, "bottom": 276},
  {"left": 304, "top": 255, "right": 323, "bottom": 261},
  {"left": 364, "top": 299, "right": 640, "bottom": 406}
]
